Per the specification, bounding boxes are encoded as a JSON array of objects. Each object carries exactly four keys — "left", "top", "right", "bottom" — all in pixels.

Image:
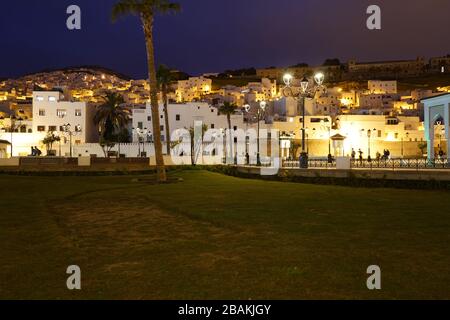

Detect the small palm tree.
[
  {"left": 112, "top": 0, "right": 181, "bottom": 182},
  {"left": 42, "top": 131, "right": 60, "bottom": 156},
  {"left": 188, "top": 124, "right": 208, "bottom": 165},
  {"left": 218, "top": 102, "right": 238, "bottom": 162},
  {"left": 157, "top": 64, "right": 174, "bottom": 155},
  {"left": 94, "top": 92, "right": 130, "bottom": 156},
  {"left": 418, "top": 142, "right": 427, "bottom": 157}
]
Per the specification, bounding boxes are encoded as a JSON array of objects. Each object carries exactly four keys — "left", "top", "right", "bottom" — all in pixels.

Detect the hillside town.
[
  {"left": 1, "top": 56, "right": 450, "bottom": 161},
  {"left": 4, "top": 0, "right": 450, "bottom": 303}
]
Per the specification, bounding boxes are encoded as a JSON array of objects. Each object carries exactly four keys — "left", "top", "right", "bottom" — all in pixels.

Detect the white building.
[
  {"left": 132, "top": 102, "right": 245, "bottom": 143},
  {"left": 368, "top": 80, "right": 398, "bottom": 94},
  {"left": 358, "top": 93, "right": 401, "bottom": 110},
  {"left": 259, "top": 113, "right": 425, "bottom": 159},
  {"left": 244, "top": 78, "right": 278, "bottom": 102},
  {"left": 336, "top": 114, "right": 424, "bottom": 157},
  {"left": 32, "top": 91, "right": 97, "bottom": 144}
]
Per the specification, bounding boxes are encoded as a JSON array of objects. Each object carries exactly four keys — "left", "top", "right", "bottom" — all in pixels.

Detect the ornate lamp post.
[
  {"left": 133, "top": 127, "right": 150, "bottom": 157},
  {"left": 63, "top": 123, "right": 81, "bottom": 158},
  {"left": 256, "top": 101, "right": 267, "bottom": 166},
  {"left": 282, "top": 72, "right": 326, "bottom": 168},
  {"left": 244, "top": 101, "right": 267, "bottom": 166}
]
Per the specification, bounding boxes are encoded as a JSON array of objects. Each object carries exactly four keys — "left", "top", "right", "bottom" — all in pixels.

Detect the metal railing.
[
  {"left": 351, "top": 158, "right": 450, "bottom": 170},
  {"left": 281, "top": 158, "right": 450, "bottom": 170},
  {"left": 283, "top": 159, "right": 336, "bottom": 169}
]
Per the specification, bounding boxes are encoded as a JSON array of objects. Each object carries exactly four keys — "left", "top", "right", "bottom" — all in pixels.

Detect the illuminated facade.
[
  {"left": 32, "top": 91, "right": 97, "bottom": 144},
  {"left": 176, "top": 77, "right": 212, "bottom": 102}
]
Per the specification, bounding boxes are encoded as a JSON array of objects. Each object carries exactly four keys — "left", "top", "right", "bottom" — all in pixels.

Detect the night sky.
[{"left": 1, "top": 0, "right": 450, "bottom": 79}]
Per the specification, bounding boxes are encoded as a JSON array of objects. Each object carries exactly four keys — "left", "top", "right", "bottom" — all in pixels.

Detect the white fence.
[{"left": 0, "top": 132, "right": 163, "bottom": 158}]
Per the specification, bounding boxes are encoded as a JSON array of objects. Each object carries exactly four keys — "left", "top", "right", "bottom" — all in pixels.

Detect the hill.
[{"left": 17, "top": 65, "right": 133, "bottom": 81}]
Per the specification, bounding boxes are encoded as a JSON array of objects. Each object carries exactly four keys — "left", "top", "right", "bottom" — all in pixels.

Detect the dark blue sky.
[{"left": 1, "top": 0, "right": 449, "bottom": 79}]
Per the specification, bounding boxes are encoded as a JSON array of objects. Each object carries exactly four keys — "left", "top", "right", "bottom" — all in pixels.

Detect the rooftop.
[{"left": 421, "top": 92, "right": 450, "bottom": 102}]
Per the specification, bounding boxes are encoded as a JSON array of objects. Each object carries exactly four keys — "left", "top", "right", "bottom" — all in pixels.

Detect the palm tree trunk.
[
  {"left": 163, "top": 85, "right": 171, "bottom": 155},
  {"left": 142, "top": 14, "right": 166, "bottom": 182}
]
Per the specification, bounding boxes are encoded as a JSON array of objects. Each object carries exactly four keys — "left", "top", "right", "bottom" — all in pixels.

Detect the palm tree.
[
  {"left": 112, "top": 0, "right": 181, "bottom": 182},
  {"left": 188, "top": 124, "right": 208, "bottom": 165},
  {"left": 218, "top": 102, "right": 238, "bottom": 163},
  {"left": 94, "top": 92, "right": 130, "bottom": 156},
  {"left": 157, "top": 64, "right": 174, "bottom": 155}
]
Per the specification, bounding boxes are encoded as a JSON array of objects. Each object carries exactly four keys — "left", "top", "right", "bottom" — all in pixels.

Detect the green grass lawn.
[{"left": 1, "top": 170, "right": 450, "bottom": 300}]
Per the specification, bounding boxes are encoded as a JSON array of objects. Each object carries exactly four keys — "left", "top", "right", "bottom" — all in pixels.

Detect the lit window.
[
  {"left": 57, "top": 110, "right": 67, "bottom": 118},
  {"left": 48, "top": 96, "right": 57, "bottom": 102},
  {"left": 36, "top": 96, "right": 44, "bottom": 102}
]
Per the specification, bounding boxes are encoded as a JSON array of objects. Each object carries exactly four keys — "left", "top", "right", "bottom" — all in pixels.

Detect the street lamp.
[
  {"left": 63, "top": 123, "right": 81, "bottom": 158},
  {"left": 257, "top": 101, "right": 267, "bottom": 166},
  {"left": 401, "top": 132, "right": 410, "bottom": 158},
  {"left": 282, "top": 72, "right": 326, "bottom": 168},
  {"left": 320, "top": 119, "right": 333, "bottom": 163},
  {"left": 243, "top": 104, "right": 251, "bottom": 163},
  {"left": 133, "top": 127, "right": 150, "bottom": 157},
  {"left": 366, "top": 128, "right": 376, "bottom": 162},
  {"left": 243, "top": 102, "right": 266, "bottom": 166},
  {"left": 54, "top": 132, "right": 62, "bottom": 157}
]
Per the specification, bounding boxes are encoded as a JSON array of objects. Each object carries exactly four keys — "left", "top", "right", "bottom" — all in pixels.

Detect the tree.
[
  {"left": 93, "top": 92, "right": 129, "bottom": 157},
  {"left": 157, "top": 64, "right": 174, "bottom": 155},
  {"left": 223, "top": 68, "right": 256, "bottom": 77},
  {"left": 99, "top": 137, "right": 117, "bottom": 158},
  {"left": 112, "top": 0, "right": 181, "bottom": 182},
  {"left": 289, "top": 63, "right": 309, "bottom": 68},
  {"left": 42, "top": 131, "right": 60, "bottom": 156},
  {"left": 323, "top": 58, "right": 341, "bottom": 66},
  {"left": 188, "top": 124, "right": 208, "bottom": 165},
  {"left": 218, "top": 102, "right": 238, "bottom": 162},
  {"left": 418, "top": 142, "right": 427, "bottom": 157},
  {"left": 117, "top": 128, "right": 131, "bottom": 156},
  {"left": 289, "top": 140, "right": 301, "bottom": 160}
]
